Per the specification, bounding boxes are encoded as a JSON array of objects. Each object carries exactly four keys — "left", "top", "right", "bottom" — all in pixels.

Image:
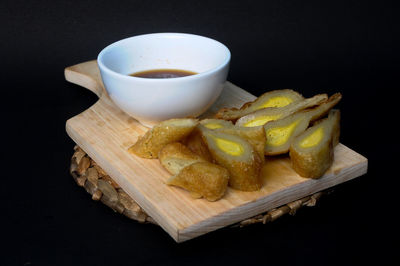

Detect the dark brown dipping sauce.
[{"left": 129, "top": 69, "right": 197, "bottom": 79}]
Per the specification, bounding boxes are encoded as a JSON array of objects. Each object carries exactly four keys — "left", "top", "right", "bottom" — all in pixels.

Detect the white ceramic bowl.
[{"left": 97, "top": 33, "right": 230, "bottom": 127}]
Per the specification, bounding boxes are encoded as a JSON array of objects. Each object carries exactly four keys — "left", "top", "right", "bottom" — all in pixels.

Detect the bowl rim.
[{"left": 97, "top": 32, "right": 231, "bottom": 83}]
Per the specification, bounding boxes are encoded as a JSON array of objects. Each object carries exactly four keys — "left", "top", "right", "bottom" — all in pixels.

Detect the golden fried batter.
[
  {"left": 182, "top": 119, "right": 234, "bottom": 162},
  {"left": 167, "top": 162, "right": 229, "bottom": 201},
  {"left": 215, "top": 89, "right": 304, "bottom": 121},
  {"left": 128, "top": 118, "right": 198, "bottom": 158},
  {"left": 183, "top": 127, "right": 214, "bottom": 162},
  {"left": 215, "top": 126, "right": 266, "bottom": 163},
  {"left": 159, "top": 142, "right": 206, "bottom": 175},
  {"left": 235, "top": 93, "right": 327, "bottom": 127},
  {"left": 263, "top": 93, "right": 342, "bottom": 155},
  {"left": 201, "top": 130, "right": 263, "bottom": 191},
  {"left": 289, "top": 110, "right": 341, "bottom": 179}
]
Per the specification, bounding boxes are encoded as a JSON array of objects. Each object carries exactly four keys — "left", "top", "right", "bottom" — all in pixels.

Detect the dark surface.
[{"left": 1, "top": 0, "right": 398, "bottom": 265}]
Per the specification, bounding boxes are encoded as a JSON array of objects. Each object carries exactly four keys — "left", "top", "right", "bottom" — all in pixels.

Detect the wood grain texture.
[{"left": 65, "top": 60, "right": 368, "bottom": 242}]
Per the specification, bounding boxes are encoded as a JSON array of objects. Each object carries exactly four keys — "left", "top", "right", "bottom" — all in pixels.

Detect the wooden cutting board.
[{"left": 65, "top": 60, "right": 368, "bottom": 242}]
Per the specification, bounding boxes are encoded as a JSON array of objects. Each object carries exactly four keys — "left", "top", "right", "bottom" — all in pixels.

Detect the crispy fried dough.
[
  {"left": 200, "top": 118, "right": 234, "bottom": 129},
  {"left": 167, "top": 162, "right": 229, "bottom": 201},
  {"left": 159, "top": 142, "right": 206, "bottom": 175},
  {"left": 235, "top": 93, "right": 328, "bottom": 127},
  {"left": 305, "top": 93, "right": 342, "bottom": 122},
  {"left": 263, "top": 93, "right": 342, "bottom": 155},
  {"left": 128, "top": 118, "right": 198, "bottom": 158},
  {"left": 263, "top": 112, "right": 312, "bottom": 155},
  {"left": 182, "top": 119, "right": 234, "bottom": 162},
  {"left": 183, "top": 127, "right": 214, "bottom": 162},
  {"left": 201, "top": 130, "right": 263, "bottom": 191},
  {"left": 185, "top": 119, "right": 266, "bottom": 163},
  {"left": 289, "top": 110, "right": 341, "bottom": 179},
  {"left": 214, "top": 126, "right": 266, "bottom": 163},
  {"left": 215, "top": 89, "right": 304, "bottom": 121},
  {"left": 313, "top": 109, "right": 341, "bottom": 146}
]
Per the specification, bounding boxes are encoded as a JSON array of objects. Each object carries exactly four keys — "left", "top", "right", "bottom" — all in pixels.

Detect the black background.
[{"left": 1, "top": 0, "right": 398, "bottom": 265}]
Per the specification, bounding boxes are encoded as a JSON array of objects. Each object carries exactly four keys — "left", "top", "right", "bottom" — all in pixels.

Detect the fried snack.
[
  {"left": 313, "top": 109, "right": 341, "bottom": 146},
  {"left": 215, "top": 89, "right": 304, "bottom": 121},
  {"left": 263, "top": 93, "right": 342, "bottom": 155},
  {"left": 235, "top": 93, "right": 328, "bottom": 127},
  {"left": 200, "top": 118, "right": 234, "bottom": 129},
  {"left": 201, "top": 130, "right": 263, "bottom": 191},
  {"left": 167, "top": 162, "right": 229, "bottom": 201},
  {"left": 128, "top": 118, "right": 198, "bottom": 158},
  {"left": 214, "top": 125, "right": 266, "bottom": 163},
  {"left": 289, "top": 110, "right": 341, "bottom": 179},
  {"left": 186, "top": 118, "right": 266, "bottom": 163},
  {"left": 330, "top": 109, "right": 341, "bottom": 146},
  {"left": 182, "top": 119, "right": 233, "bottom": 161},
  {"left": 158, "top": 142, "right": 206, "bottom": 175},
  {"left": 183, "top": 127, "right": 214, "bottom": 162},
  {"left": 199, "top": 118, "right": 266, "bottom": 162},
  {"left": 306, "top": 93, "right": 342, "bottom": 122},
  {"left": 263, "top": 112, "right": 312, "bottom": 155}
]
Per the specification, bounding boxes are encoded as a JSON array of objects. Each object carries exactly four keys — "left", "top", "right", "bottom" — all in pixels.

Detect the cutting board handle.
[{"left": 64, "top": 60, "right": 105, "bottom": 98}]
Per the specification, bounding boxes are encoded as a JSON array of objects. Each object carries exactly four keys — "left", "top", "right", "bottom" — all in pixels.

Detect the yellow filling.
[
  {"left": 243, "top": 114, "right": 282, "bottom": 127},
  {"left": 204, "top": 123, "right": 224, "bottom": 129},
  {"left": 213, "top": 137, "right": 244, "bottom": 156},
  {"left": 299, "top": 127, "right": 324, "bottom": 148},
  {"left": 266, "top": 120, "right": 300, "bottom": 147},
  {"left": 258, "top": 96, "right": 294, "bottom": 109}
]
